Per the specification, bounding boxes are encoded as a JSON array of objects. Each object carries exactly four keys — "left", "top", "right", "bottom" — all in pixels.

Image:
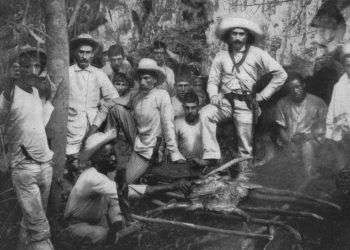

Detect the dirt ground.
[{"left": 1, "top": 124, "right": 350, "bottom": 250}]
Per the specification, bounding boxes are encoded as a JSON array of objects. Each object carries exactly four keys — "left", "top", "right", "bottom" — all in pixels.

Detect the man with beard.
[
  {"left": 171, "top": 72, "right": 192, "bottom": 119},
  {"left": 0, "top": 46, "right": 54, "bottom": 249},
  {"left": 275, "top": 72, "right": 327, "bottom": 180},
  {"left": 66, "top": 34, "right": 118, "bottom": 172},
  {"left": 64, "top": 130, "right": 190, "bottom": 248},
  {"left": 200, "top": 16, "right": 287, "bottom": 179},
  {"left": 175, "top": 91, "right": 206, "bottom": 167}
]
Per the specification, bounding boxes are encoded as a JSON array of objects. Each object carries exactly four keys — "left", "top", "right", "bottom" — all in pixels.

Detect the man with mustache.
[
  {"left": 200, "top": 16, "right": 287, "bottom": 180},
  {"left": 67, "top": 34, "right": 118, "bottom": 173},
  {"left": 275, "top": 72, "right": 327, "bottom": 181}
]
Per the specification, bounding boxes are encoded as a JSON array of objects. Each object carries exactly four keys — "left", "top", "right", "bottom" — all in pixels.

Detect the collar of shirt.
[{"left": 72, "top": 63, "right": 93, "bottom": 73}]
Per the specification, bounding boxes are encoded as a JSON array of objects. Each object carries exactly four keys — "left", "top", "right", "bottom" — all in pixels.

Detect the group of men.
[{"left": 2, "top": 15, "right": 350, "bottom": 249}]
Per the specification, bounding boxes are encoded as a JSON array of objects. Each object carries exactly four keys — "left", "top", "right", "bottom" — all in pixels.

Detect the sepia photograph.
[{"left": 0, "top": 0, "right": 349, "bottom": 249}]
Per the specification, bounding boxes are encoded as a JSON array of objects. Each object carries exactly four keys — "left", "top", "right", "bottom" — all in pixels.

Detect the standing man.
[
  {"left": 67, "top": 34, "right": 118, "bottom": 167},
  {"left": 152, "top": 41, "right": 176, "bottom": 97},
  {"left": 200, "top": 16, "right": 287, "bottom": 180},
  {"left": 0, "top": 47, "right": 54, "bottom": 249}
]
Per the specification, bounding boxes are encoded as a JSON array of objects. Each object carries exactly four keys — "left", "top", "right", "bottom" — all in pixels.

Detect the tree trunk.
[{"left": 44, "top": 0, "right": 69, "bottom": 215}]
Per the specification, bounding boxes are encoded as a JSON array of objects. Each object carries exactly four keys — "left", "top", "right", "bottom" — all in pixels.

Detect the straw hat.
[
  {"left": 79, "top": 129, "right": 117, "bottom": 163},
  {"left": 215, "top": 16, "right": 263, "bottom": 41},
  {"left": 70, "top": 33, "right": 99, "bottom": 51},
  {"left": 135, "top": 58, "right": 166, "bottom": 83}
]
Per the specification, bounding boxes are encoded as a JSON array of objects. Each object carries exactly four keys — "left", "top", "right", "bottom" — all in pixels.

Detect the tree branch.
[
  {"left": 132, "top": 214, "right": 273, "bottom": 240},
  {"left": 68, "top": 0, "right": 85, "bottom": 30}
]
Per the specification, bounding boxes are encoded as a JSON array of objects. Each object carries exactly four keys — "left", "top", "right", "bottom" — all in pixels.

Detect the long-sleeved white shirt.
[
  {"left": 326, "top": 73, "right": 350, "bottom": 141},
  {"left": 158, "top": 65, "right": 176, "bottom": 97},
  {"left": 67, "top": 64, "right": 119, "bottom": 155},
  {"left": 207, "top": 46, "right": 287, "bottom": 101},
  {"left": 132, "top": 88, "right": 184, "bottom": 161}
]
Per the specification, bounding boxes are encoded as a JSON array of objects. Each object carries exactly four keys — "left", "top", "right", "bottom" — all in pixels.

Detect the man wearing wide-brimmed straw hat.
[
  {"left": 92, "top": 58, "right": 185, "bottom": 183},
  {"left": 200, "top": 16, "right": 287, "bottom": 181},
  {"left": 66, "top": 33, "right": 119, "bottom": 170}
]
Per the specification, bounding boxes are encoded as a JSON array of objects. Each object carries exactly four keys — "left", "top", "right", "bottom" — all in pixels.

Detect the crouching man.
[
  {"left": 63, "top": 130, "right": 188, "bottom": 248},
  {"left": 275, "top": 72, "right": 327, "bottom": 182}
]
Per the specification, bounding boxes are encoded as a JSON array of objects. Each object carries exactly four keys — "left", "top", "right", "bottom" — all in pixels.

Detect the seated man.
[
  {"left": 275, "top": 72, "right": 327, "bottom": 179},
  {"left": 92, "top": 58, "right": 185, "bottom": 184},
  {"left": 64, "top": 130, "right": 189, "bottom": 248},
  {"left": 175, "top": 91, "right": 213, "bottom": 168},
  {"left": 171, "top": 72, "right": 192, "bottom": 119}
]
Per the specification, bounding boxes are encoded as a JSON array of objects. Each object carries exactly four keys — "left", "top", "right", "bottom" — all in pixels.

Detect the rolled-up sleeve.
[
  {"left": 91, "top": 172, "right": 118, "bottom": 199},
  {"left": 207, "top": 55, "right": 222, "bottom": 99},
  {"left": 159, "top": 93, "right": 185, "bottom": 161},
  {"left": 258, "top": 51, "right": 287, "bottom": 100}
]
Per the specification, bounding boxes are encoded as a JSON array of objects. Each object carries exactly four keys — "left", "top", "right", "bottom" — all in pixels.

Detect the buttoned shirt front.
[
  {"left": 207, "top": 46, "right": 287, "bottom": 107},
  {"left": 67, "top": 64, "right": 119, "bottom": 155},
  {"left": 132, "top": 88, "right": 184, "bottom": 161}
]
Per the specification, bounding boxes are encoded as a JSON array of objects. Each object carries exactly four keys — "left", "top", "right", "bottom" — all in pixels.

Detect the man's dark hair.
[
  {"left": 223, "top": 28, "right": 255, "bottom": 45},
  {"left": 90, "top": 141, "right": 117, "bottom": 174},
  {"left": 113, "top": 72, "right": 134, "bottom": 87},
  {"left": 286, "top": 71, "right": 305, "bottom": 85},
  {"left": 153, "top": 40, "right": 167, "bottom": 51},
  {"left": 183, "top": 91, "right": 199, "bottom": 105},
  {"left": 19, "top": 52, "right": 46, "bottom": 70},
  {"left": 108, "top": 44, "right": 125, "bottom": 58}
]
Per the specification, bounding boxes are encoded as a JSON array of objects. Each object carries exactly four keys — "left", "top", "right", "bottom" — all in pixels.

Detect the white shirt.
[
  {"left": 132, "top": 88, "right": 184, "bottom": 161},
  {"left": 64, "top": 167, "right": 146, "bottom": 223},
  {"left": 158, "top": 65, "right": 175, "bottom": 97},
  {"left": 326, "top": 73, "right": 350, "bottom": 141},
  {"left": 175, "top": 118, "right": 202, "bottom": 159},
  {"left": 67, "top": 64, "right": 119, "bottom": 155},
  {"left": 171, "top": 96, "right": 185, "bottom": 119},
  {"left": 0, "top": 86, "right": 53, "bottom": 166},
  {"left": 208, "top": 46, "right": 287, "bottom": 102}
]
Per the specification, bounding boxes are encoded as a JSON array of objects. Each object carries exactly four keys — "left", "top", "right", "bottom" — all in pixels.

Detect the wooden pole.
[{"left": 131, "top": 214, "right": 273, "bottom": 240}]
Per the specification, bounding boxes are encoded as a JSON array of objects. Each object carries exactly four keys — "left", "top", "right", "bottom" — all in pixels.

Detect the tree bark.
[{"left": 44, "top": 0, "right": 69, "bottom": 215}]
